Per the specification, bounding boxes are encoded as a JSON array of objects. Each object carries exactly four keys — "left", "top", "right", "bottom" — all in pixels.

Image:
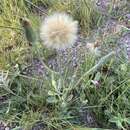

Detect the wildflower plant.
[{"left": 0, "top": 0, "right": 130, "bottom": 130}]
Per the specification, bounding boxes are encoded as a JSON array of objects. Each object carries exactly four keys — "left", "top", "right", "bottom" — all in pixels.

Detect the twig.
[{"left": 0, "top": 25, "right": 22, "bottom": 31}]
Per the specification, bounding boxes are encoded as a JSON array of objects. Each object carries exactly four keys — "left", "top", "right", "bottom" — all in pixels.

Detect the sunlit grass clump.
[{"left": 0, "top": 0, "right": 40, "bottom": 69}]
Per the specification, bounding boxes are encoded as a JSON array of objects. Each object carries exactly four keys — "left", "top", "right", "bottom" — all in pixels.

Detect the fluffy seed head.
[{"left": 40, "top": 12, "right": 78, "bottom": 49}]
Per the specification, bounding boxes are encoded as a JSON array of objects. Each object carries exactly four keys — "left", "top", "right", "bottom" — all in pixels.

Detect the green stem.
[
  {"left": 35, "top": 45, "right": 59, "bottom": 75},
  {"left": 74, "top": 51, "right": 115, "bottom": 88}
]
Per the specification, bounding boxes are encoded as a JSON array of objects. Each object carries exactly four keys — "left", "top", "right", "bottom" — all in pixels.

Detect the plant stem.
[
  {"left": 75, "top": 51, "right": 115, "bottom": 88},
  {"left": 35, "top": 45, "right": 59, "bottom": 75}
]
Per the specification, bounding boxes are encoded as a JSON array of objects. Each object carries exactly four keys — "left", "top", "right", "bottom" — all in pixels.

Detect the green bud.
[{"left": 20, "top": 18, "right": 36, "bottom": 45}]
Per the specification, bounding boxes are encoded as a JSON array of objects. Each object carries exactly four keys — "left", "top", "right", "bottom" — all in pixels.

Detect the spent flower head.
[{"left": 40, "top": 12, "right": 78, "bottom": 49}]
